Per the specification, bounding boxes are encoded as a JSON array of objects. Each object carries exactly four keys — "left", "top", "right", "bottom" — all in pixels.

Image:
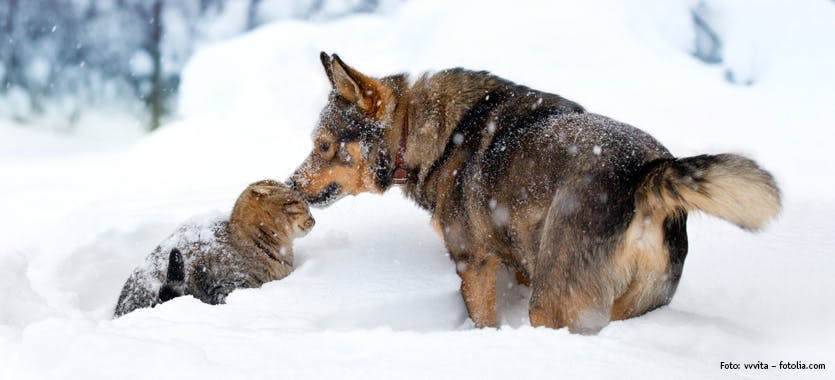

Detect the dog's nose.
[
  {"left": 285, "top": 178, "right": 297, "bottom": 190},
  {"left": 304, "top": 217, "right": 315, "bottom": 229}
]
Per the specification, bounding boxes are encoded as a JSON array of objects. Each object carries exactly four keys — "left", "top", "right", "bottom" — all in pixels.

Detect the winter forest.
[
  {"left": 1, "top": 0, "right": 833, "bottom": 379},
  {"left": 0, "top": 0, "right": 388, "bottom": 131}
]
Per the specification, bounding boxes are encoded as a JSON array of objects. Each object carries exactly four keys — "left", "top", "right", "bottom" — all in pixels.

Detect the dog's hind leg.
[
  {"left": 610, "top": 210, "right": 687, "bottom": 320},
  {"left": 528, "top": 188, "right": 633, "bottom": 334},
  {"left": 529, "top": 252, "right": 616, "bottom": 334}
]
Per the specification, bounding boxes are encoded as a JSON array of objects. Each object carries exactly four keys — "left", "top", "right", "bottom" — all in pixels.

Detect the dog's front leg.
[{"left": 456, "top": 253, "right": 500, "bottom": 328}]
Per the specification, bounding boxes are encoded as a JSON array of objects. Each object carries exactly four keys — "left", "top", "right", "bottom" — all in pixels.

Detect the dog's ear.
[
  {"left": 330, "top": 54, "right": 365, "bottom": 102},
  {"left": 320, "top": 51, "right": 334, "bottom": 85},
  {"left": 329, "top": 54, "right": 382, "bottom": 114}
]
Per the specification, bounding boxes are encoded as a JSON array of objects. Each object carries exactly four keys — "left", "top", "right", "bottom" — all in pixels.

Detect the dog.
[
  {"left": 114, "top": 180, "right": 315, "bottom": 317},
  {"left": 288, "top": 52, "right": 781, "bottom": 333}
]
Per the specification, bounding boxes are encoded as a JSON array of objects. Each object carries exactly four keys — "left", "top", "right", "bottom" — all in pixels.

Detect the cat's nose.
[{"left": 304, "top": 217, "right": 315, "bottom": 229}]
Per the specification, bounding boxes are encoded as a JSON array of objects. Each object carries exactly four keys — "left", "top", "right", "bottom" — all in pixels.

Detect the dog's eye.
[
  {"left": 317, "top": 141, "right": 337, "bottom": 160},
  {"left": 319, "top": 142, "right": 331, "bottom": 153}
]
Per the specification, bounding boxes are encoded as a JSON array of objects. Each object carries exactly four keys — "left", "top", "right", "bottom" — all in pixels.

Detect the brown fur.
[
  {"left": 636, "top": 154, "right": 781, "bottom": 231},
  {"left": 289, "top": 53, "right": 781, "bottom": 333},
  {"left": 609, "top": 210, "right": 669, "bottom": 321},
  {"left": 229, "top": 179, "right": 316, "bottom": 262},
  {"left": 458, "top": 253, "right": 500, "bottom": 327}
]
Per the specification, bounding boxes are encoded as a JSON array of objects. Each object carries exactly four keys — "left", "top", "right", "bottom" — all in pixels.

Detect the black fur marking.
[
  {"left": 335, "top": 124, "right": 382, "bottom": 141},
  {"left": 422, "top": 90, "right": 509, "bottom": 197},
  {"left": 252, "top": 237, "right": 271, "bottom": 254},
  {"left": 158, "top": 285, "right": 181, "bottom": 302},
  {"left": 158, "top": 248, "right": 185, "bottom": 302},
  {"left": 641, "top": 155, "right": 723, "bottom": 203},
  {"left": 253, "top": 236, "right": 282, "bottom": 263},
  {"left": 481, "top": 106, "right": 555, "bottom": 184},
  {"left": 255, "top": 227, "right": 291, "bottom": 266},
  {"left": 327, "top": 99, "right": 385, "bottom": 141},
  {"left": 374, "top": 151, "right": 393, "bottom": 190},
  {"left": 445, "top": 90, "right": 515, "bottom": 233},
  {"left": 636, "top": 158, "right": 676, "bottom": 202},
  {"left": 166, "top": 248, "right": 185, "bottom": 281},
  {"left": 663, "top": 210, "right": 689, "bottom": 289},
  {"left": 256, "top": 227, "right": 277, "bottom": 243},
  {"left": 307, "top": 182, "right": 342, "bottom": 207}
]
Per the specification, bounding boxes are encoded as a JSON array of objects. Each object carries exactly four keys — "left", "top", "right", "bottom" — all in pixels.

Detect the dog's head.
[{"left": 289, "top": 52, "right": 404, "bottom": 207}]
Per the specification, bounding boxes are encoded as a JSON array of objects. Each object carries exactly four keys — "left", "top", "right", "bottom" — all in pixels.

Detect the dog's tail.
[
  {"left": 158, "top": 248, "right": 186, "bottom": 302},
  {"left": 637, "top": 154, "right": 781, "bottom": 230}
]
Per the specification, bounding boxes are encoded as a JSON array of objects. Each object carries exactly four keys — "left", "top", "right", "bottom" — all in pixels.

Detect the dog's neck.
[
  {"left": 389, "top": 72, "right": 499, "bottom": 178},
  {"left": 391, "top": 105, "right": 411, "bottom": 185}
]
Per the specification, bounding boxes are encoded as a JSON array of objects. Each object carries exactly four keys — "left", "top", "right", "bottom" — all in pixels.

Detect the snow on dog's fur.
[{"left": 289, "top": 53, "right": 781, "bottom": 333}]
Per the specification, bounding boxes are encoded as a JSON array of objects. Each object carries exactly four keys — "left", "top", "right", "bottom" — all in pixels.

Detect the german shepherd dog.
[{"left": 289, "top": 52, "right": 781, "bottom": 333}]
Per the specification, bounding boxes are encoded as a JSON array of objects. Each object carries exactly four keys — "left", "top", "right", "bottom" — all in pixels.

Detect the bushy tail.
[
  {"left": 637, "top": 154, "right": 781, "bottom": 230},
  {"left": 158, "top": 248, "right": 186, "bottom": 302}
]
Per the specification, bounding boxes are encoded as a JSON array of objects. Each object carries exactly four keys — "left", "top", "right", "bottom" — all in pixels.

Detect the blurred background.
[
  {"left": 2, "top": 0, "right": 824, "bottom": 136},
  {"left": 0, "top": 0, "right": 400, "bottom": 134}
]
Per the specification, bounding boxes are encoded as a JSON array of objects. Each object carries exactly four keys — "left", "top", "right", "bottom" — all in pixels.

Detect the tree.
[{"left": 138, "top": 0, "right": 164, "bottom": 131}]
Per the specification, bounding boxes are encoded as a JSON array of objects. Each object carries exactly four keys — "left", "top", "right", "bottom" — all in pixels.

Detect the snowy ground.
[{"left": 2, "top": 0, "right": 834, "bottom": 379}]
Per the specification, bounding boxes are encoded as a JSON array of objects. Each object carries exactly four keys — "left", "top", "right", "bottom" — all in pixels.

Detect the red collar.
[{"left": 392, "top": 109, "right": 410, "bottom": 185}]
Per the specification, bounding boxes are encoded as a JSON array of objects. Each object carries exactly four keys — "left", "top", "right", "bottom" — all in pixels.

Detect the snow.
[{"left": 2, "top": 0, "right": 835, "bottom": 378}]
